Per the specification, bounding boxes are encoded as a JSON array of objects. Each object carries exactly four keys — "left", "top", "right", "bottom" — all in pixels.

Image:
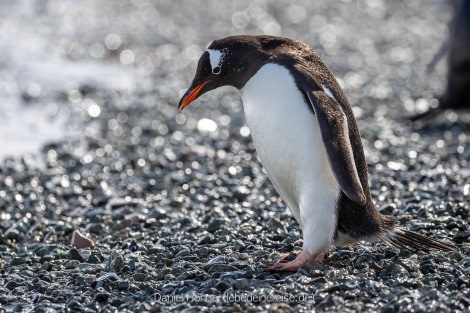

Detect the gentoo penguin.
[
  {"left": 179, "top": 35, "right": 456, "bottom": 272},
  {"left": 409, "top": 0, "right": 470, "bottom": 121}
]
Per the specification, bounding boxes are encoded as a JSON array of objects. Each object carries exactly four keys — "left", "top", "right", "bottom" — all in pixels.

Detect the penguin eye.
[{"left": 212, "top": 66, "right": 221, "bottom": 74}]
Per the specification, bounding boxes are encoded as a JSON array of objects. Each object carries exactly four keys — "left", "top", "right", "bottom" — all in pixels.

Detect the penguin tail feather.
[{"left": 381, "top": 227, "right": 457, "bottom": 252}]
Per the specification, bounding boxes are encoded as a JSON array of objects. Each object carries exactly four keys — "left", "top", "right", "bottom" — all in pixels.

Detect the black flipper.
[{"left": 303, "top": 89, "right": 367, "bottom": 206}]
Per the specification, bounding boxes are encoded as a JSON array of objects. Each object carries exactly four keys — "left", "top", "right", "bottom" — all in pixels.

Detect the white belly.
[{"left": 240, "top": 63, "right": 340, "bottom": 255}]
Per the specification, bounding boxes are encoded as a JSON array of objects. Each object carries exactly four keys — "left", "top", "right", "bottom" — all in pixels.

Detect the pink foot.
[{"left": 264, "top": 250, "right": 325, "bottom": 272}]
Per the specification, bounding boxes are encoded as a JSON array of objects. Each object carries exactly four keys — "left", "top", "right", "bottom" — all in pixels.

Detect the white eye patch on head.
[{"left": 207, "top": 49, "right": 225, "bottom": 74}]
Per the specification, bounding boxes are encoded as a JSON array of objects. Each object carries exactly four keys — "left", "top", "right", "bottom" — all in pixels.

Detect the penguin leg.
[{"left": 264, "top": 250, "right": 325, "bottom": 272}]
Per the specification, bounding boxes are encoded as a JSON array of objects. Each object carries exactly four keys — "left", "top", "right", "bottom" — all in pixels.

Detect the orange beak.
[{"left": 178, "top": 81, "right": 209, "bottom": 111}]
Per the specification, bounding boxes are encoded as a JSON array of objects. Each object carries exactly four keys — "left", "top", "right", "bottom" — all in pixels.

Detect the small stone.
[
  {"left": 382, "top": 306, "right": 395, "bottom": 313},
  {"left": 339, "top": 281, "right": 357, "bottom": 291},
  {"left": 148, "top": 208, "right": 168, "bottom": 220},
  {"left": 41, "top": 261, "right": 53, "bottom": 271},
  {"left": 116, "top": 280, "right": 130, "bottom": 291},
  {"left": 124, "top": 212, "right": 145, "bottom": 223},
  {"left": 75, "top": 276, "right": 86, "bottom": 286},
  {"left": 322, "top": 284, "right": 340, "bottom": 292},
  {"left": 267, "top": 217, "right": 287, "bottom": 233},
  {"left": 69, "top": 207, "right": 86, "bottom": 217},
  {"left": 148, "top": 246, "right": 165, "bottom": 255},
  {"left": 105, "top": 251, "right": 125, "bottom": 272},
  {"left": 68, "top": 248, "right": 85, "bottom": 262},
  {"left": 447, "top": 281, "right": 459, "bottom": 290},
  {"left": 164, "top": 274, "right": 176, "bottom": 281},
  {"left": 391, "top": 264, "right": 409, "bottom": 278},
  {"left": 9, "top": 303, "right": 24, "bottom": 312},
  {"left": 225, "top": 304, "right": 243, "bottom": 313},
  {"left": 93, "top": 292, "right": 109, "bottom": 303},
  {"left": 133, "top": 273, "right": 147, "bottom": 281},
  {"left": 238, "top": 253, "right": 249, "bottom": 260},
  {"left": 110, "top": 297, "right": 133, "bottom": 308},
  {"left": 447, "top": 251, "right": 464, "bottom": 261},
  {"left": 195, "top": 247, "right": 209, "bottom": 258},
  {"left": 176, "top": 269, "right": 198, "bottom": 280},
  {"left": 5, "top": 280, "right": 17, "bottom": 290},
  {"left": 269, "top": 303, "right": 293, "bottom": 313},
  {"left": 206, "top": 218, "right": 226, "bottom": 233},
  {"left": 9, "top": 257, "right": 23, "bottom": 266},
  {"left": 86, "top": 223, "right": 105, "bottom": 234},
  {"left": 220, "top": 271, "right": 243, "bottom": 280},
  {"left": 211, "top": 243, "right": 227, "bottom": 249},
  {"left": 233, "top": 279, "right": 247, "bottom": 290},
  {"left": 97, "top": 273, "right": 120, "bottom": 282},
  {"left": 111, "top": 228, "right": 130, "bottom": 241},
  {"left": 453, "top": 231, "right": 470, "bottom": 242},
  {"left": 205, "top": 255, "right": 227, "bottom": 266},
  {"left": 215, "top": 280, "right": 232, "bottom": 292},
  {"left": 113, "top": 219, "right": 132, "bottom": 231},
  {"left": 107, "top": 197, "right": 135, "bottom": 209},
  {"left": 233, "top": 240, "right": 246, "bottom": 251},
  {"left": 302, "top": 260, "right": 322, "bottom": 272},
  {"left": 71, "top": 230, "right": 95, "bottom": 249},
  {"left": 5, "top": 228, "right": 20, "bottom": 240},
  {"left": 311, "top": 277, "right": 327, "bottom": 284},
  {"left": 379, "top": 204, "right": 396, "bottom": 215},
  {"left": 64, "top": 260, "right": 80, "bottom": 269},
  {"left": 88, "top": 254, "right": 102, "bottom": 264},
  {"left": 128, "top": 258, "right": 136, "bottom": 271},
  {"left": 175, "top": 248, "right": 190, "bottom": 258},
  {"left": 85, "top": 276, "right": 96, "bottom": 285},
  {"left": 198, "top": 234, "right": 213, "bottom": 245},
  {"left": 67, "top": 299, "right": 82, "bottom": 310},
  {"left": 208, "top": 264, "right": 239, "bottom": 273},
  {"left": 233, "top": 186, "right": 250, "bottom": 201}
]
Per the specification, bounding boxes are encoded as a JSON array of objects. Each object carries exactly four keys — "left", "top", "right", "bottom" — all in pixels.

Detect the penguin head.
[{"left": 178, "top": 36, "right": 272, "bottom": 110}]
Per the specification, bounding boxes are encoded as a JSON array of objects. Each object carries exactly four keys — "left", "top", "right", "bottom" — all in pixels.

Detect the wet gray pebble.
[
  {"left": 64, "top": 260, "right": 80, "bottom": 269},
  {"left": 206, "top": 218, "right": 227, "bottom": 232},
  {"left": 93, "top": 292, "right": 110, "bottom": 303},
  {"left": 105, "top": 251, "right": 124, "bottom": 272},
  {"left": 86, "top": 223, "right": 105, "bottom": 234},
  {"left": 208, "top": 264, "right": 239, "bottom": 273},
  {"left": 68, "top": 248, "right": 85, "bottom": 262},
  {"left": 391, "top": 264, "right": 410, "bottom": 278},
  {"left": 197, "top": 234, "right": 214, "bottom": 245},
  {"left": 40, "top": 261, "right": 53, "bottom": 271},
  {"left": 5, "top": 228, "right": 20, "bottom": 240},
  {"left": 195, "top": 247, "right": 209, "bottom": 258},
  {"left": 97, "top": 273, "right": 120, "bottom": 282},
  {"left": 9, "top": 257, "right": 23, "bottom": 266}
]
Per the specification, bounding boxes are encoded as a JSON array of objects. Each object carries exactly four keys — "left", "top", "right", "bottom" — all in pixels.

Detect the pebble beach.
[{"left": 1, "top": 1, "right": 469, "bottom": 312}]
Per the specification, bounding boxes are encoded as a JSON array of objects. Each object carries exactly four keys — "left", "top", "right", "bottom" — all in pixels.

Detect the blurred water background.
[
  {"left": 0, "top": 0, "right": 453, "bottom": 160},
  {"left": 0, "top": 0, "right": 150, "bottom": 159}
]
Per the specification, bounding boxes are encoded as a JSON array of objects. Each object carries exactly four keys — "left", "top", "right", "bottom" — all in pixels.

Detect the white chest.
[{"left": 240, "top": 63, "right": 340, "bottom": 243}]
